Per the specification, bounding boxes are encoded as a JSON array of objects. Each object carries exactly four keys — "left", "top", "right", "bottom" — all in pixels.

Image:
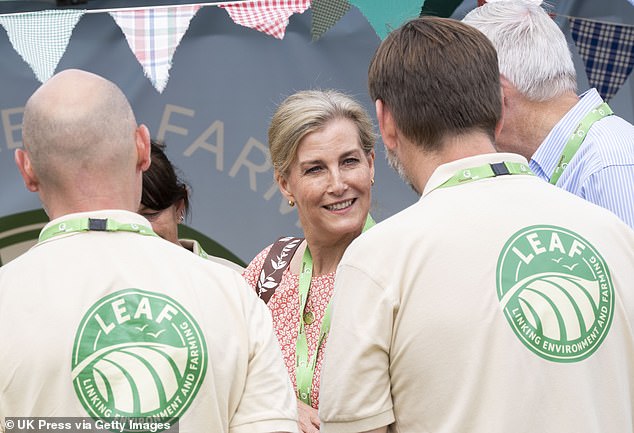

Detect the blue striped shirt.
[{"left": 530, "top": 88, "right": 634, "bottom": 229}]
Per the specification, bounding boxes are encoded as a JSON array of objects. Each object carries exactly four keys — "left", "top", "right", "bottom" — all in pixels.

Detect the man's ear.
[
  {"left": 275, "top": 170, "right": 294, "bottom": 204},
  {"left": 136, "top": 124, "right": 151, "bottom": 172},
  {"left": 14, "top": 148, "right": 39, "bottom": 192},
  {"left": 375, "top": 99, "right": 398, "bottom": 152},
  {"left": 499, "top": 75, "right": 516, "bottom": 112},
  {"left": 495, "top": 82, "right": 506, "bottom": 141}
]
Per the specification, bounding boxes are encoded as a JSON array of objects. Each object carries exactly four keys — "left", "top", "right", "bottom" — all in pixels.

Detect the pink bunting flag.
[
  {"left": 110, "top": 5, "right": 202, "bottom": 93},
  {"left": 219, "top": 0, "right": 311, "bottom": 39}
]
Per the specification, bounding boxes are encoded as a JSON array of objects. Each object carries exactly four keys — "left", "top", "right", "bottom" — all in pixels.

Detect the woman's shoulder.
[
  {"left": 242, "top": 244, "right": 274, "bottom": 286},
  {"left": 242, "top": 237, "right": 304, "bottom": 288}
]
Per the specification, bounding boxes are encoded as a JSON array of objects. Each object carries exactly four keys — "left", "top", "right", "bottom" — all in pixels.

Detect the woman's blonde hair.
[{"left": 268, "top": 89, "right": 376, "bottom": 176}]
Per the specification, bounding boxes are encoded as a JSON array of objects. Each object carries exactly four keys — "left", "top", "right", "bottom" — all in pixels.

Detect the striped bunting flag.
[
  {"left": 219, "top": 0, "right": 311, "bottom": 40},
  {"left": 0, "top": 9, "right": 85, "bottom": 83},
  {"left": 110, "top": 5, "right": 202, "bottom": 93},
  {"left": 570, "top": 17, "right": 634, "bottom": 102}
]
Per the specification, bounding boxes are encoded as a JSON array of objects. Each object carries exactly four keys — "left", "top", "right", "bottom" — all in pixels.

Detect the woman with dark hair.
[{"left": 140, "top": 140, "right": 243, "bottom": 272}]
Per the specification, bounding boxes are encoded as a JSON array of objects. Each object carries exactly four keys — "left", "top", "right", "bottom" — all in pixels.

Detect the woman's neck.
[{"left": 291, "top": 232, "right": 358, "bottom": 276}]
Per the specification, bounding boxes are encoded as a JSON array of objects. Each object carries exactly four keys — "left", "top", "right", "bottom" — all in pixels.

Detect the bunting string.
[
  {"left": 0, "top": 2, "right": 632, "bottom": 99},
  {"left": 557, "top": 14, "right": 634, "bottom": 28},
  {"left": 0, "top": 1, "right": 256, "bottom": 16}
]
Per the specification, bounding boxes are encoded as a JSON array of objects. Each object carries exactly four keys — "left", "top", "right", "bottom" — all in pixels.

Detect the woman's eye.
[
  {"left": 343, "top": 157, "right": 360, "bottom": 165},
  {"left": 305, "top": 166, "right": 322, "bottom": 174}
]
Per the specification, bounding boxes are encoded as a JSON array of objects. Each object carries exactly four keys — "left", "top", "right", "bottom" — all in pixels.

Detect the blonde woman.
[{"left": 242, "top": 90, "right": 376, "bottom": 433}]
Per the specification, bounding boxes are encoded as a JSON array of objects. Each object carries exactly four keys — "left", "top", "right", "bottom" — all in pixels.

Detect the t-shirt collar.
[
  {"left": 42, "top": 209, "right": 152, "bottom": 236},
  {"left": 422, "top": 152, "right": 529, "bottom": 198}
]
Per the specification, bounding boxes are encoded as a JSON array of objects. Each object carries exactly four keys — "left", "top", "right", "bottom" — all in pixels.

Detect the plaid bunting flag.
[
  {"left": 570, "top": 17, "right": 634, "bottom": 102},
  {"left": 219, "top": 0, "right": 311, "bottom": 40},
  {"left": 349, "top": 0, "right": 421, "bottom": 40},
  {"left": 311, "top": 0, "right": 350, "bottom": 41},
  {"left": 0, "top": 9, "right": 84, "bottom": 83},
  {"left": 110, "top": 5, "right": 201, "bottom": 93}
]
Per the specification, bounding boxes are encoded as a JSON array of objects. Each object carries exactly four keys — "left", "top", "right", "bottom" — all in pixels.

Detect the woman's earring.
[
  {"left": 371, "top": 178, "right": 375, "bottom": 186},
  {"left": 178, "top": 213, "right": 184, "bottom": 223},
  {"left": 288, "top": 200, "right": 295, "bottom": 207}
]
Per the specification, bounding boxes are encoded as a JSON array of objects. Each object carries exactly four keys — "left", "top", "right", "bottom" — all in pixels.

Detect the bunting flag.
[
  {"left": 110, "top": 5, "right": 202, "bottom": 93},
  {"left": 349, "top": 0, "right": 421, "bottom": 40},
  {"left": 219, "top": 0, "right": 311, "bottom": 40},
  {"left": 311, "top": 0, "right": 350, "bottom": 41},
  {"left": 570, "top": 17, "right": 634, "bottom": 102},
  {"left": 420, "top": 0, "right": 463, "bottom": 18},
  {"left": 0, "top": 9, "right": 84, "bottom": 83}
]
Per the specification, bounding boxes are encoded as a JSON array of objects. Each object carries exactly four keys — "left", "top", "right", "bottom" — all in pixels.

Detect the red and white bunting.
[{"left": 219, "top": 0, "right": 311, "bottom": 40}]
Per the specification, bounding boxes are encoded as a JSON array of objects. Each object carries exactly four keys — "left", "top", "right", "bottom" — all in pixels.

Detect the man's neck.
[
  {"left": 516, "top": 92, "right": 580, "bottom": 159},
  {"left": 408, "top": 132, "right": 499, "bottom": 194},
  {"left": 290, "top": 229, "right": 361, "bottom": 277},
  {"left": 41, "top": 190, "right": 140, "bottom": 221}
]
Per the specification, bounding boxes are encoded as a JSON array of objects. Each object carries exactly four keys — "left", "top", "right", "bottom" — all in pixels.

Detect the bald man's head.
[{"left": 22, "top": 69, "right": 139, "bottom": 188}]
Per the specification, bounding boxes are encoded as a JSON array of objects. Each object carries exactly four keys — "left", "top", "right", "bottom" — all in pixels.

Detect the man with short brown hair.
[{"left": 319, "top": 17, "right": 634, "bottom": 433}]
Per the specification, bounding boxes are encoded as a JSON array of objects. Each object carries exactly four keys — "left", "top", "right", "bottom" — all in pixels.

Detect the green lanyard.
[
  {"left": 38, "top": 217, "right": 158, "bottom": 243},
  {"left": 295, "top": 213, "right": 375, "bottom": 406},
  {"left": 432, "top": 161, "right": 535, "bottom": 192},
  {"left": 550, "top": 102, "right": 613, "bottom": 185}
]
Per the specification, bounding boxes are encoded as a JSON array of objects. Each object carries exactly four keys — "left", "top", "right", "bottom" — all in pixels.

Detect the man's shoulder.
[
  {"left": 574, "top": 114, "right": 634, "bottom": 165},
  {"left": 344, "top": 204, "right": 424, "bottom": 263}
]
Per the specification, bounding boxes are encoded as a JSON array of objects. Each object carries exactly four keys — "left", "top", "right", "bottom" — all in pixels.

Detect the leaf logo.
[
  {"left": 501, "top": 273, "right": 600, "bottom": 341},
  {"left": 497, "top": 226, "right": 614, "bottom": 362},
  {"left": 72, "top": 289, "right": 207, "bottom": 431}
]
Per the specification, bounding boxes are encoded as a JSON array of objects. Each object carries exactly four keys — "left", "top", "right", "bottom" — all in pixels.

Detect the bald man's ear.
[
  {"left": 375, "top": 99, "right": 398, "bottom": 152},
  {"left": 14, "top": 148, "right": 39, "bottom": 192},
  {"left": 136, "top": 124, "right": 151, "bottom": 172}
]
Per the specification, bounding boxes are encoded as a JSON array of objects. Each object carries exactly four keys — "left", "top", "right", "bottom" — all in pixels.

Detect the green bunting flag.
[
  {"left": 311, "top": 0, "right": 351, "bottom": 41},
  {"left": 0, "top": 9, "right": 85, "bottom": 83},
  {"left": 349, "top": 0, "right": 421, "bottom": 40},
  {"left": 419, "top": 0, "right": 463, "bottom": 18}
]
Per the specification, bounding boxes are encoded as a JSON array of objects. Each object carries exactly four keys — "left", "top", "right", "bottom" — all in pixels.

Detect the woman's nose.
[{"left": 328, "top": 170, "right": 348, "bottom": 195}]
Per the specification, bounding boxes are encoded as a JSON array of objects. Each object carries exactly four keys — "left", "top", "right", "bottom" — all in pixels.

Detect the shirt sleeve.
[
  {"left": 581, "top": 165, "right": 634, "bottom": 229},
  {"left": 319, "top": 263, "right": 396, "bottom": 433},
  {"left": 229, "top": 278, "right": 299, "bottom": 433}
]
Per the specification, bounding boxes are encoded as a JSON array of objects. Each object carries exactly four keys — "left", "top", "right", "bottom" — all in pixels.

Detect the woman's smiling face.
[{"left": 278, "top": 117, "right": 375, "bottom": 246}]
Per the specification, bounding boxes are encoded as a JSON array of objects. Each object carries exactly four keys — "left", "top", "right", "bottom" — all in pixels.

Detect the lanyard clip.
[
  {"left": 490, "top": 162, "right": 510, "bottom": 176},
  {"left": 88, "top": 218, "right": 108, "bottom": 231}
]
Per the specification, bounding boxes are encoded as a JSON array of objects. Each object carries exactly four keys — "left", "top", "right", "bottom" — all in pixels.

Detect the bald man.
[{"left": 0, "top": 70, "right": 298, "bottom": 433}]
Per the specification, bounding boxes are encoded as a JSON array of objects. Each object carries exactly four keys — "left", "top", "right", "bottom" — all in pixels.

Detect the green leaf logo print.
[
  {"left": 72, "top": 289, "right": 207, "bottom": 430},
  {"left": 497, "top": 226, "right": 614, "bottom": 362}
]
